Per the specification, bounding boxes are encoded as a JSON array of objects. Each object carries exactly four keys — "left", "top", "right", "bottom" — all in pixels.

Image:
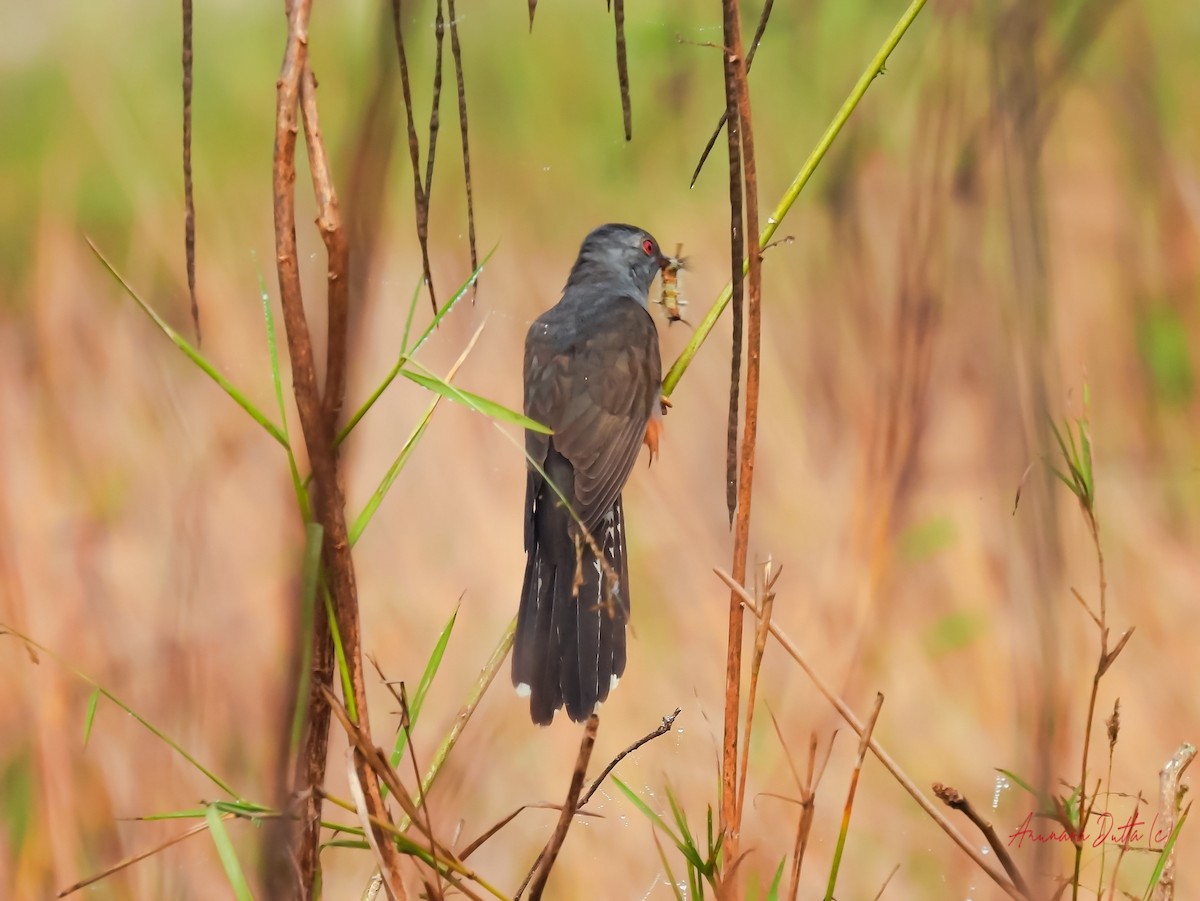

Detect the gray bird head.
[{"left": 564, "top": 223, "right": 670, "bottom": 303}]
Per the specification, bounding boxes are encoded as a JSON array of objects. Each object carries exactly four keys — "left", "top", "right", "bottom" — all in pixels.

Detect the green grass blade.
[
  {"left": 401, "top": 275, "right": 424, "bottom": 355},
  {"left": 349, "top": 396, "right": 441, "bottom": 546},
  {"left": 205, "top": 806, "right": 254, "bottom": 901},
  {"left": 88, "top": 238, "right": 288, "bottom": 448},
  {"left": 1048, "top": 420, "right": 1082, "bottom": 495},
  {"left": 389, "top": 606, "right": 459, "bottom": 773},
  {"left": 652, "top": 828, "right": 686, "bottom": 901},
  {"left": 257, "top": 266, "right": 289, "bottom": 441},
  {"left": 612, "top": 776, "right": 703, "bottom": 870},
  {"left": 338, "top": 248, "right": 495, "bottom": 446},
  {"left": 322, "top": 585, "right": 357, "bottom": 723},
  {"left": 1143, "top": 804, "right": 1189, "bottom": 901},
  {"left": 996, "top": 767, "right": 1037, "bottom": 797},
  {"left": 665, "top": 784, "right": 699, "bottom": 862},
  {"left": 142, "top": 800, "right": 273, "bottom": 822},
  {"left": 407, "top": 245, "right": 496, "bottom": 360},
  {"left": 257, "top": 267, "right": 311, "bottom": 520},
  {"left": 289, "top": 524, "right": 324, "bottom": 762},
  {"left": 1078, "top": 418, "right": 1094, "bottom": 500},
  {"left": 664, "top": 783, "right": 704, "bottom": 894},
  {"left": 996, "top": 767, "right": 1054, "bottom": 816},
  {"left": 396, "top": 616, "right": 516, "bottom": 836},
  {"left": 82, "top": 687, "right": 100, "bottom": 749},
  {"left": 765, "top": 855, "right": 787, "bottom": 901},
  {"left": 139, "top": 806, "right": 209, "bottom": 820},
  {"left": 3, "top": 625, "right": 237, "bottom": 797},
  {"left": 401, "top": 368, "right": 551, "bottom": 433}
]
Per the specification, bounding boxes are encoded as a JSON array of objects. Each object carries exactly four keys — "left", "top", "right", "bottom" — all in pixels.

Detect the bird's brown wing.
[{"left": 524, "top": 300, "right": 661, "bottom": 531}]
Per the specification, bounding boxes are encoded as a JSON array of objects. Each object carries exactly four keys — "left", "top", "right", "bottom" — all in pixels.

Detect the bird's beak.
[{"left": 657, "top": 253, "right": 672, "bottom": 271}]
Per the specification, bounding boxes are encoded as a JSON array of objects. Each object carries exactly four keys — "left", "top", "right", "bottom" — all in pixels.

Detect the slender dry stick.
[
  {"left": 720, "top": 0, "right": 763, "bottom": 883},
  {"left": 181, "top": 0, "right": 200, "bottom": 343},
  {"left": 460, "top": 710, "right": 680, "bottom": 871},
  {"left": 58, "top": 815, "right": 232, "bottom": 897},
  {"left": 580, "top": 707, "right": 682, "bottom": 808},
  {"left": 871, "top": 863, "right": 901, "bottom": 900},
  {"left": 715, "top": 569, "right": 1025, "bottom": 900},
  {"left": 274, "top": 2, "right": 399, "bottom": 894},
  {"left": 459, "top": 803, "right": 599, "bottom": 862},
  {"left": 523, "top": 715, "right": 600, "bottom": 901},
  {"left": 389, "top": 0, "right": 437, "bottom": 313},
  {"left": 299, "top": 67, "right": 350, "bottom": 430},
  {"left": 825, "top": 693, "right": 884, "bottom": 900},
  {"left": 663, "top": 0, "right": 928, "bottom": 398},
  {"left": 933, "top": 784, "right": 1031, "bottom": 898},
  {"left": 613, "top": 0, "right": 632, "bottom": 140}
]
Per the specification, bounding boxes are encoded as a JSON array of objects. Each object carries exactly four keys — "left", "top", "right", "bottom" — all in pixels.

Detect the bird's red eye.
[{"left": 642, "top": 238, "right": 655, "bottom": 255}]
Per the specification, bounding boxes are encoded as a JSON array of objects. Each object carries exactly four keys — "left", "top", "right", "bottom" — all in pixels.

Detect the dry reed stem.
[
  {"left": 714, "top": 568, "right": 1026, "bottom": 900},
  {"left": 719, "top": 0, "right": 763, "bottom": 884},
  {"left": 736, "top": 559, "right": 777, "bottom": 824},
  {"left": 273, "top": 1, "right": 398, "bottom": 893},
  {"left": 767, "top": 716, "right": 834, "bottom": 900}
]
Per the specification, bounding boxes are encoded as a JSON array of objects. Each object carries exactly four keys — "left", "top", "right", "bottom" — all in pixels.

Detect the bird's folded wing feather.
[{"left": 524, "top": 301, "right": 661, "bottom": 531}]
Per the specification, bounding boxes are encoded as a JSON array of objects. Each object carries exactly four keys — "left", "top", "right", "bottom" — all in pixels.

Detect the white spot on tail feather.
[
  {"left": 515, "top": 682, "right": 531, "bottom": 698},
  {"left": 610, "top": 674, "right": 620, "bottom": 692}
]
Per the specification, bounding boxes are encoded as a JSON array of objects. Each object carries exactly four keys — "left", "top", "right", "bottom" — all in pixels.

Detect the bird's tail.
[{"left": 513, "top": 489, "right": 629, "bottom": 725}]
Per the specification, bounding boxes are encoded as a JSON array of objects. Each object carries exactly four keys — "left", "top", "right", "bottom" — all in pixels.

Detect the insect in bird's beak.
[{"left": 655, "top": 244, "right": 688, "bottom": 325}]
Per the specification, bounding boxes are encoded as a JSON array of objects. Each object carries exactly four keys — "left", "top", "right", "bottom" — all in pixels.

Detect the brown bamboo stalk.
[{"left": 273, "top": 1, "right": 401, "bottom": 895}]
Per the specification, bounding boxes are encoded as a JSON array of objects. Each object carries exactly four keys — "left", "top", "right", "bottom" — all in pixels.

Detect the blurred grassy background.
[{"left": 3, "top": 0, "right": 1199, "bottom": 898}]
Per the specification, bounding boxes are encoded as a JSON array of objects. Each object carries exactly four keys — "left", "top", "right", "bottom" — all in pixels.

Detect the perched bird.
[{"left": 513, "top": 223, "right": 669, "bottom": 725}]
